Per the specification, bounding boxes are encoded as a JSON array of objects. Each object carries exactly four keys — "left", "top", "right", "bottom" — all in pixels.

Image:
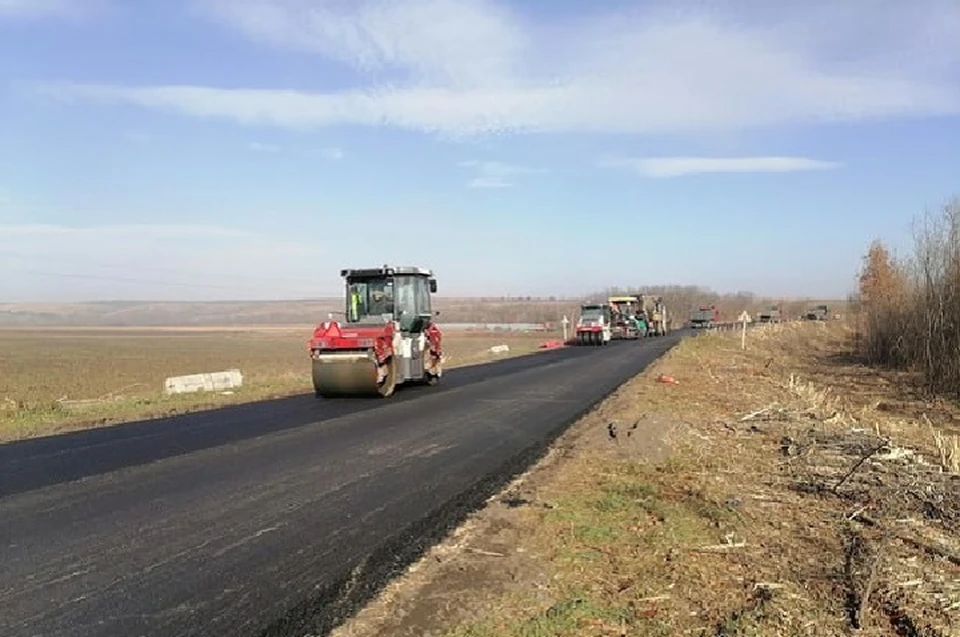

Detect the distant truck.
[
  {"left": 758, "top": 305, "right": 782, "bottom": 323},
  {"left": 805, "top": 304, "right": 829, "bottom": 321},
  {"left": 689, "top": 305, "right": 719, "bottom": 329}
]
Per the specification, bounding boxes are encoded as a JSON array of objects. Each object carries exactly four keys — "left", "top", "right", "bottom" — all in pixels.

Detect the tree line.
[
  {"left": 433, "top": 286, "right": 841, "bottom": 325},
  {"left": 853, "top": 196, "right": 960, "bottom": 397}
]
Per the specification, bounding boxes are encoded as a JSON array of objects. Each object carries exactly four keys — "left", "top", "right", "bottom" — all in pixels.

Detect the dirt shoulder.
[{"left": 331, "top": 321, "right": 960, "bottom": 637}]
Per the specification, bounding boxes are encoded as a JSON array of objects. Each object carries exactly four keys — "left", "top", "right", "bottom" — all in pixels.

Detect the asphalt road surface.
[{"left": 1, "top": 332, "right": 685, "bottom": 637}]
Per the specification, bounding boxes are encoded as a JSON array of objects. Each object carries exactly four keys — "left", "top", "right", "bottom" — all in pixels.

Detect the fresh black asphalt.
[{"left": 0, "top": 332, "right": 685, "bottom": 637}]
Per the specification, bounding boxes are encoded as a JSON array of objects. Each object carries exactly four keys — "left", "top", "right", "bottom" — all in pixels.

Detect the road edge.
[{"left": 257, "top": 336, "right": 686, "bottom": 637}]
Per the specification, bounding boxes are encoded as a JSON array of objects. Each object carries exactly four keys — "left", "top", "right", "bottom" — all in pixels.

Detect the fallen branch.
[
  {"left": 692, "top": 542, "right": 747, "bottom": 552},
  {"left": 740, "top": 405, "right": 776, "bottom": 422},
  {"left": 853, "top": 514, "right": 960, "bottom": 567},
  {"left": 833, "top": 439, "right": 889, "bottom": 493},
  {"left": 846, "top": 506, "right": 869, "bottom": 521},
  {"left": 465, "top": 547, "right": 506, "bottom": 557},
  {"left": 893, "top": 533, "right": 960, "bottom": 567},
  {"left": 752, "top": 582, "right": 786, "bottom": 591}
]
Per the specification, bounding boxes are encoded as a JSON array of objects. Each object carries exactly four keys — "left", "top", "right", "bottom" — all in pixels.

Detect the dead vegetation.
[
  {"left": 332, "top": 320, "right": 959, "bottom": 637},
  {"left": 855, "top": 196, "right": 960, "bottom": 401}
]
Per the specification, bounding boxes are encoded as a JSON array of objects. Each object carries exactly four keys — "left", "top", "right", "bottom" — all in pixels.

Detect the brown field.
[
  {"left": 331, "top": 320, "right": 960, "bottom": 637},
  {"left": 0, "top": 327, "right": 562, "bottom": 443},
  {"left": 0, "top": 293, "right": 847, "bottom": 329}
]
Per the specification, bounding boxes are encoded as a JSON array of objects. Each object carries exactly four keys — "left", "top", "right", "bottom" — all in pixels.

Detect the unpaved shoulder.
[{"left": 329, "top": 351, "right": 679, "bottom": 637}]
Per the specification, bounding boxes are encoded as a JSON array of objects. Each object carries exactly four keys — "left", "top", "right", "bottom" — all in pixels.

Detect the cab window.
[{"left": 346, "top": 279, "right": 394, "bottom": 322}]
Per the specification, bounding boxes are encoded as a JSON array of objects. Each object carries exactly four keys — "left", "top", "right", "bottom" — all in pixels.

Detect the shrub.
[{"left": 854, "top": 196, "right": 960, "bottom": 397}]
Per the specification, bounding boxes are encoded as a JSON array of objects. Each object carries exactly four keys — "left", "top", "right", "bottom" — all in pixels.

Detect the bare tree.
[{"left": 854, "top": 196, "right": 960, "bottom": 398}]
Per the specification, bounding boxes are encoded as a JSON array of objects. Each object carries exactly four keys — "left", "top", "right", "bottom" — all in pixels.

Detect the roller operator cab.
[{"left": 308, "top": 265, "right": 442, "bottom": 398}]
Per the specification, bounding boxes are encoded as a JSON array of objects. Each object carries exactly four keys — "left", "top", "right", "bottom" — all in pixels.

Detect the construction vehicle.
[
  {"left": 308, "top": 265, "right": 442, "bottom": 398},
  {"left": 575, "top": 303, "right": 613, "bottom": 345},
  {"left": 608, "top": 295, "right": 643, "bottom": 339},
  {"left": 758, "top": 305, "right": 782, "bottom": 323},
  {"left": 646, "top": 296, "right": 670, "bottom": 336},
  {"left": 689, "top": 305, "right": 719, "bottom": 329},
  {"left": 805, "top": 304, "right": 829, "bottom": 321}
]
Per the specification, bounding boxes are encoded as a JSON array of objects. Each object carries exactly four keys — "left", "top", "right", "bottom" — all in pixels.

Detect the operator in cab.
[
  {"left": 349, "top": 286, "right": 363, "bottom": 321},
  {"left": 368, "top": 284, "right": 394, "bottom": 318}
]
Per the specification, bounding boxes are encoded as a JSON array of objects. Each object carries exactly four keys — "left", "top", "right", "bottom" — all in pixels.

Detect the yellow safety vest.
[{"left": 350, "top": 291, "right": 359, "bottom": 319}]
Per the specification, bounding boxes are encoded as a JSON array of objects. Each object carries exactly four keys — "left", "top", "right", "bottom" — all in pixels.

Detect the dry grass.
[
  {"left": 932, "top": 426, "right": 960, "bottom": 474},
  {"left": 0, "top": 327, "right": 559, "bottom": 442},
  {"left": 0, "top": 298, "right": 585, "bottom": 328},
  {"left": 452, "top": 322, "right": 959, "bottom": 636},
  {"left": 333, "top": 320, "right": 960, "bottom": 637}
]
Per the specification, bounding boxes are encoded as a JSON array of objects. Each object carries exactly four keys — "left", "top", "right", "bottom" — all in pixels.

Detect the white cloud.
[
  {"left": 0, "top": 0, "right": 106, "bottom": 21},
  {"left": 0, "top": 223, "right": 323, "bottom": 301},
  {"left": 29, "top": 0, "right": 960, "bottom": 138},
  {"left": 458, "top": 159, "right": 544, "bottom": 188},
  {"left": 457, "top": 160, "right": 543, "bottom": 175},
  {"left": 193, "top": 0, "right": 527, "bottom": 87},
  {"left": 467, "top": 176, "right": 510, "bottom": 189},
  {"left": 248, "top": 141, "right": 281, "bottom": 152},
  {"left": 599, "top": 156, "right": 842, "bottom": 179}
]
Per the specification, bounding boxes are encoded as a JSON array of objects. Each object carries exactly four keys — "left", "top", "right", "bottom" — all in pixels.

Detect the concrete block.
[
  {"left": 489, "top": 344, "right": 510, "bottom": 354},
  {"left": 164, "top": 369, "right": 244, "bottom": 395}
]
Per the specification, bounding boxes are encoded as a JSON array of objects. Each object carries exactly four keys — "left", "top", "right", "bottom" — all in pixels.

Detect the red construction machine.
[{"left": 308, "top": 265, "right": 442, "bottom": 398}]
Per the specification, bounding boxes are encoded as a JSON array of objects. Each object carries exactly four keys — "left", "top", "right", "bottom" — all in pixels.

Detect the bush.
[{"left": 854, "top": 196, "right": 960, "bottom": 397}]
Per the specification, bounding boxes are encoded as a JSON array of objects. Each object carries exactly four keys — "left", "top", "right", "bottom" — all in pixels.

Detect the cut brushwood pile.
[
  {"left": 735, "top": 375, "right": 960, "bottom": 634},
  {"left": 680, "top": 323, "right": 959, "bottom": 635}
]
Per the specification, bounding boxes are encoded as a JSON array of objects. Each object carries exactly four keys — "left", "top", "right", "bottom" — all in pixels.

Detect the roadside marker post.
[
  {"left": 562, "top": 315, "right": 570, "bottom": 342},
  {"left": 738, "top": 310, "right": 750, "bottom": 349}
]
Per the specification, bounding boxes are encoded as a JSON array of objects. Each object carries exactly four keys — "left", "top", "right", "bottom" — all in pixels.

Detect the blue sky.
[{"left": 1, "top": 0, "right": 959, "bottom": 301}]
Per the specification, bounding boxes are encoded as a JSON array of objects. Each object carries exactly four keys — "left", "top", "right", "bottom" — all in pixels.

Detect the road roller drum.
[{"left": 311, "top": 352, "right": 396, "bottom": 397}]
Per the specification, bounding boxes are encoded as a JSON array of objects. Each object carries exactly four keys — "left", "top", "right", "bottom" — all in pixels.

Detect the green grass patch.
[{"left": 447, "top": 456, "right": 745, "bottom": 637}]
